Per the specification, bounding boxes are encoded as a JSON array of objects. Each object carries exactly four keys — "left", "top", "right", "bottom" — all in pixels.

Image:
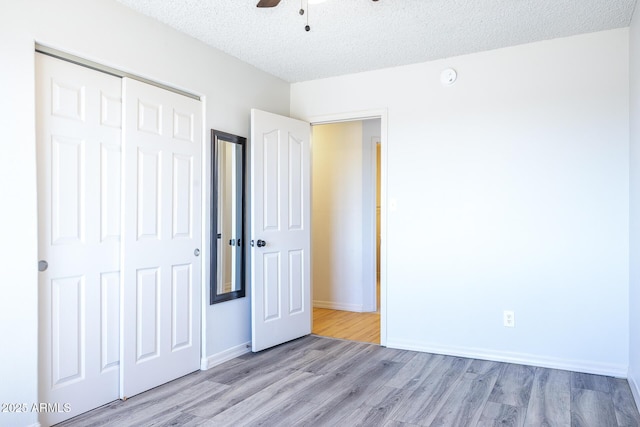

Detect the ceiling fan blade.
[{"left": 256, "top": 0, "right": 281, "bottom": 7}]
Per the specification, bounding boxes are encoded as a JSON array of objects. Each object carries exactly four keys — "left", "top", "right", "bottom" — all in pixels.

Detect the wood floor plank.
[
  {"left": 243, "top": 400, "right": 323, "bottom": 427},
  {"left": 571, "top": 371, "right": 612, "bottom": 393},
  {"left": 467, "top": 359, "right": 506, "bottom": 377},
  {"left": 203, "top": 339, "right": 322, "bottom": 387},
  {"left": 206, "top": 352, "right": 289, "bottom": 385},
  {"left": 610, "top": 377, "right": 640, "bottom": 427},
  {"left": 269, "top": 337, "right": 355, "bottom": 372},
  {"left": 383, "top": 421, "right": 422, "bottom": 427},
  {"left": 292, "top": 371, "right": 390, "bottom": 426},
  {"left": 362, "top": 385, "right": 406, "bottom": 405},
  {"left": 295, "top": 369, "right": 364, "bottom": 405},
  {"left": 341, "top": 387, "right": 414, "bottom": 427},
  {"left": 363, "top": 385, "right": 415, "bottom": 418},
  {"left": 488, "top": 363, "right": 535, "bottom": 407},
  {"left": 386, "top": 352, "right": 439, "bottom": 390},
  {"left": 430, "top": 369, "right": 500, "bottom": 427},
  {"left": 184, "top": 369, "right": 294, "bottom": 419},
  {"left": 477, "top": 402, "right": 525, "bottom": 427},
  {"left": 210, "top": 336, "right": 322, "bottom": 384},
  {"left": 134, "top": 410, "right": 207, "bottom": 427},
  {"left": 302, "top": 384, "right": 390, "bottom": 426},
  {"left": 303, "top": 341, "right": 371, "bottom": 375},
  {"left": 570, "top": 388, "right": 617, "bottom": 427},
  {"left": 131, "top": 380, "right": 230, "bottom": 426},
  {"left": 389, "top": 356, "right": 472, "bottom": 425},
  {"left": 206, "top": 370, "right": 319, "bottom": 425},
  {"left": 128, "top": 380, "right": 228, "bottom": 424},
  {"left": 337, "top": 386, "right": 418, "bottom": 426},
  {"left": 523, "top": 367, "right": 571, "bottom": 427},
  {"left": 341, "top": 346, "right": 406, "bottom": 379},
  {"left": 338, "top": 405, "right": 381, "bottom": 426},
  {"left": 60, "top": 378, "right": 228, "bottom": 427},
  {"left": 355, "top": 359, "right": 405, "bottom": 388}
]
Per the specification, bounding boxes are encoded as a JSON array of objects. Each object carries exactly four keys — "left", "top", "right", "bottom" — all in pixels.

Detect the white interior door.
[
  {"left": 120, "top": 78, "right": 202, "bottom": 399},
  {"left": 250, "top": 109, "right": 311, "bottom": 352},
  {"left": 36, "top": 53, "right": 122, "bottom": 426}
]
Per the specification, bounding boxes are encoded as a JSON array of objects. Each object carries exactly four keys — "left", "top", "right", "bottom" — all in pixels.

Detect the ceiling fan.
[
  {"left": 256, "top": 0, "right": 281, "bottom": 7},
  {"left": 257, "top": 0, "right": 379, "bottom": 31},
  {"left": 257, "top": 0, "right": 378, "bottom": 7}
]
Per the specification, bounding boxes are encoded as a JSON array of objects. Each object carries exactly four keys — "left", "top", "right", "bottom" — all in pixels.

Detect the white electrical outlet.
[{"left": 503, "top": 310, "right": 515, "bottom": 328}]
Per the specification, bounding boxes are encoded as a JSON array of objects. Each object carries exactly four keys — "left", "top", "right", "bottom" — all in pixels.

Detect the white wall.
[
  {"left": 312, "top": 121, "right": 375, "bottom": 311},
  {"left": 0, "top": 1, "right": 289, "bottom": 425},
  {"left": 628, "top": 2, "right": 640, "bottom": 404},
  {"left": 293, "top": 29, "right": 630, "bottom": 375}
]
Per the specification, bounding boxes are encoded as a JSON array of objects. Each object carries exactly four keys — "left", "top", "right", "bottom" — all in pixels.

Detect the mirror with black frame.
[{"left": 210, "top": 129, "right": 246, "bottom": 304}]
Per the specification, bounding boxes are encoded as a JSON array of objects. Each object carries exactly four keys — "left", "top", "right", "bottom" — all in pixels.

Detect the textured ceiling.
[{"left": 116, "top": 0, "right": 637, "bottom": 83}]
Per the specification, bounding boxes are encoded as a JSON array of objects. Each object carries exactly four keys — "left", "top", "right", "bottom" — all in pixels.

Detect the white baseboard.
[
  {"left": 386, "top": 339, "right": 627, "bottom": 378},
  {"left": 201, "top": 341, "right": 251, "bottom": 370},
  {"left": 313, "top": 300, "right": 365, "bottom": 312}
]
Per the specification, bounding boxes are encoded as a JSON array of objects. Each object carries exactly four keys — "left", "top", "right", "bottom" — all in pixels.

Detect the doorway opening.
[{"left": 310, "top": 119, "right": 382, "bottom": 344}]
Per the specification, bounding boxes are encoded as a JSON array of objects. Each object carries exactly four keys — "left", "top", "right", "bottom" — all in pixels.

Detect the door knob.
[
  {"left": 194, "top": 249, "right": 200, "bottom": 256},
  {"left": 257, "top": 239, "right": 266, "bottom": 248},
  {"left": 38, "top": 260, "right": 48, "bottom": 272}
]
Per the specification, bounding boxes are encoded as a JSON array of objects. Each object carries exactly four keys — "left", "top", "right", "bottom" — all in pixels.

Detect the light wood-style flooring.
[
  {"left": 59, "top": 335, "right": 640, "bottom": 427},
  {"left": 312, "top": 307, "right": 380, "bottom": 344},
  {"left": 312, "top": 282, "right": 381, "bottom": 344}
]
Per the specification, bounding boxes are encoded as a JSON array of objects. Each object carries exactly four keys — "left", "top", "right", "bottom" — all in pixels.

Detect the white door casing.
[
  {"left": 36, "top": 53, "right": 122, "bottom": 426},
  {"left": 120, "top": 78, "right": 202, "bottom": 399},
  {"left": 250, "top": 109, "right": 311, "bottom": 352}
]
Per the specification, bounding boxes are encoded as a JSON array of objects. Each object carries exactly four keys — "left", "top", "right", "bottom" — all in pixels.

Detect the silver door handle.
[
  {"left": 38, "top": 260, "right": 48, "bottom": 272},
  {"left": 194, "top": 249, "right": 200, "bottom": 256}
]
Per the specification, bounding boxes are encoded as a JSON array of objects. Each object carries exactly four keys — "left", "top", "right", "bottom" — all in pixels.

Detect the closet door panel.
[
  {"left": 37, "top": 53, "right": 121, "bottom": 426},
  {"left": 121, "top": 77, "right": 202, "bottom": 399}
]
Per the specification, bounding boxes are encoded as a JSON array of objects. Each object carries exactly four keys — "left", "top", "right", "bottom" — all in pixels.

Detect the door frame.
[{"left": 305, "top": 109, "right": 388, "bottom": 346}]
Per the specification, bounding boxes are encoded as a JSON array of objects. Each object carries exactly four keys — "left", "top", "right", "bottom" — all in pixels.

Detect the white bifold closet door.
[
  {"left": 36, "top": 53, "right": 122, "bottom": 426},
  {"left": 37, "top": 54, "right": 202, "bottom": 425}
]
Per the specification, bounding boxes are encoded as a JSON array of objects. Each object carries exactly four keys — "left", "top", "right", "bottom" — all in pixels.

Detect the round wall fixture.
[{"left": 440, "top": 68, "right": 457, "bottom": 86}]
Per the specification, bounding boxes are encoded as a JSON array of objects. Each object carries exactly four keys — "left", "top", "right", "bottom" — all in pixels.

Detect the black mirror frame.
[{"left": 210, "top": 129, "right": 246, "bottom": 304}]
